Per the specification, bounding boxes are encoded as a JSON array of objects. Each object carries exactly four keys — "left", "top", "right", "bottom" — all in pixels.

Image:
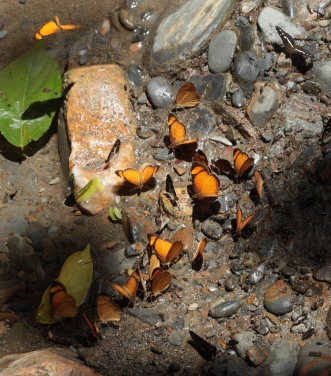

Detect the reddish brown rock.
[
  {"left": 0, "top": 280, "right": 25, "bottom": 307},
  {"left": 247, "top": 341, "right": 270, "bottom": 366},
  {"left": 59, "top": 65, "right": 136, "bottom": 215},
  {"left": 264, "top": 279, "right": 293, "bottom": 316},
  {"left": 171, "top": 227, "right": 195, "bottom": 252},
  {"left": 0, "top": 348, "right": 101, "bottom": 376}
]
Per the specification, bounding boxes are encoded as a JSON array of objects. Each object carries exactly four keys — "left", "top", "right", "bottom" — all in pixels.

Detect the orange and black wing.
[
  {"left": 192, "top": 169, "right": 220, "bottom": 199},
  {"left": 151, "top": 269, "right": 172, "bottom": 295},
  {"left": 139, "top": 165, "right": 159, "bottom": 188},
  {"left": 152, "top": 237, "right": 173, "bottom": 264},
  {"left": 236, "top": 203, "right": 254, "bottom": 233},
  {"left": 233, "top": 148, "right": 254, "bottom": 177},
  {"left": 193, "top": 238, "right": 207, "bottom": 261},
  {"left": 176, "top": 82, "right": 201, "bottom": 108},
  {"left": 115, "top": 168, "right": 141, "bottom": 187},
  {"left": 192, "top": 150, "right": 210, "bottom": 175},
  {"left": 35, "top": 20, "right": 61, "bottom": 39},
  {"left": 50, "top": 281, "right": 79, "bottom": 320},
  {"left": 35, "top": 16, "right": 81, "bottom": 39},
  {"left": 111, "top": 272, "right": 139, "bottom": 302},
  {"left": 97, "top": 295, "right": 121, "bottom": 322},
  {"left": 168, "top": 115, "right": 198, "bottom": 148}
]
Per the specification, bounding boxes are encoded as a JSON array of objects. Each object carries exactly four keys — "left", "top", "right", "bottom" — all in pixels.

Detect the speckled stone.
[
  {"left": 258, "top": 6, "right": 306, "bottom": 44},
  {"left": 264, "top": 280, "right": 293, "bottom": 316},
  {"left": 208, "top": 30, "right": 237, "bottom": 73},
  {"left": 148, "top": 0, "right": 236, "bottom": 73},
  {"left": 59, "top": 65, "right": 136, "bottom": 215}
]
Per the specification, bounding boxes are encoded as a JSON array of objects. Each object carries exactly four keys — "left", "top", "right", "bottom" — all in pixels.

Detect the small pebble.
[
  {"left": 168, "top": 331, "right": 182, "bottom": 346},
  {"left": 146, "top": 77, "right": 175, "bottom": 108},
  {"left": 210, "top": 299, "right": 240, "bottom": 318},
  {"left": 49, "top": 177, "right": 61, "bottom": 185},
  {"left": 232, "top": 87, "right": 245, "bottom": 108},
  {"left": 188, "top": 303, "right": 198, "bottom": 311},
  {"left": 0, "top": 30, "right": 8, "bottom": 39},
  {"left": 201, "top": 220, "right": 223, "bottom": 241},
  {"left": 99, "top": 18, "right": 110, "bottom": 35},
  {"left": 79, "top": 54, "right": 88, "bottom": 66},
  {"left": 247, "top": 341, "right": 270, "bottom": 367},
  {"left": 264, "top": 280, "right": 293, "bottom": 315}
]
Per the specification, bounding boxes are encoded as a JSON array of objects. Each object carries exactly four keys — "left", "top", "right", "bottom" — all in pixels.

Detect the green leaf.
[
  {"left": 75, "top": 178, "right": 104, "bottom": 202},
  {"left": 0, "top": 43, "right": 62, "bottom": 147},
  {"left": 36, "top": 244, "right": 93, "bottom": 324},
  {"left": 109, "top": 206, "right": 122, "bottom": 221}
]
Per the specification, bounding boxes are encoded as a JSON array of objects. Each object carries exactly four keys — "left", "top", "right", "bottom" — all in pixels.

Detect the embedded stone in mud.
[
  {"left": 58, "top": 65, "right": 136, "bottom": 215},
  {"left": 147, "top": 0, "right": 236, "bottom": 73}
]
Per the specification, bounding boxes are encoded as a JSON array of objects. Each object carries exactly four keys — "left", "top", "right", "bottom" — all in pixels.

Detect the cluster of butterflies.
[
  {"left": 48, "top": 233, "right": 208, "bottom": 328},
  {"left": 115, "top": 113, "right": 264, "bottom": 234}
]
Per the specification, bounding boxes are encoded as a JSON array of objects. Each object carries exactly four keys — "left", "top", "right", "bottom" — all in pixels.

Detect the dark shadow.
[
  {"left": 113, "top": 178, "right": 157, "bottom": 196},
  {"left": 21, "top": 97, "right": 65, "bottom": 120},
  {"left": 188, "top": 330, "right": 217, "bottom": 361}
]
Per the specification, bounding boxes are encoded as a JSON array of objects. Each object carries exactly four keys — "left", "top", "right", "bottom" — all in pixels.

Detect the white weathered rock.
[
  {"left": 258, "top": 6, "right": 306, "bottom": 44},
  {"left": 58, "top": 65, "right": 136, "bottom": 215}
]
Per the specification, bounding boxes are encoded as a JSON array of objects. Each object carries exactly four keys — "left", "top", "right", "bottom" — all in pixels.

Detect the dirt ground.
[{"left": 0, "top": 0, "right": 331, "bottom": 375}]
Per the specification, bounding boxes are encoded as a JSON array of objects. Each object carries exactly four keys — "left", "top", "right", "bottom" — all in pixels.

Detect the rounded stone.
[
  {"left": 232, "top": 87, "right": 245, "bottom": 108},
  {"left": 264, "top": 280, "right": 293, "bottom": 316},
  {"left": 146, "top": 77, "right": 175, "bottom": 108},
  {"left": 210, "top": 299, "right": 240, "bottom": 318},
  {"left": 208, "top": 30, "right": 237, "bottom": 73},
  {"left": 148, "top": 0, "right": 237, "bottom": 73},
  {"left": 201, "top": 220, "right": 223, "bottom": 241},
  {"left": 168, "top": 331, "right": 182, "bottom": 346},
  {"left": 234, "top": 51, "right": 261, "bottom": 82},
  {"left": 258, "top": 6, "right": 306, "bottom": 44}
]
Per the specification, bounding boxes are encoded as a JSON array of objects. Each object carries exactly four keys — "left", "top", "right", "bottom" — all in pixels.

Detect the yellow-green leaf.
[
  {"left": 35, "top": 244, "right": 93, "bottom": 324},
  {"left": 75, "top": 178, "right": 104, "bottom": 203}
]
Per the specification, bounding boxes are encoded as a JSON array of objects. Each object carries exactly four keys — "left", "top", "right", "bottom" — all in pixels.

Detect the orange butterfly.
[
  {"left": 192, "top": 168, "right": 220, "bottom": 199},
  {"left": 168, "top": 115, "right": 198, "bottom": 149},
  {"left": 35, "top": 16, "right": 81, "bottom": 40},
  {"left": 50, "top": 281, "right": 79, "bottom": 320},
  {"left": 115, "top": 164, "right": 159, "bottom": 190},
  {"left": 111, "top": 271, "right": 140, "bottom": 303},
  {"left": 236, "top": 203, "right": 254, "bottom": 233},
  {"left": 175, "top": 82, "right": 201, "bottom": 108},
  {"left": 192, "top": 238, "right": 207, "bottom": 261},
  {"left": 233, "top": 148, "right": 255, "bottom": 178},
  {"left": 150, "top": 268, "right": 172, "bottom": 296},
  {"left": 148, "top": 234, "right": 183, "bottom": 264},
  {"left": 191, "top": 150, "right": 211, "bottom": 176},
  {"left": 97, "top": 295, "right": 121, "bottom": 323}
]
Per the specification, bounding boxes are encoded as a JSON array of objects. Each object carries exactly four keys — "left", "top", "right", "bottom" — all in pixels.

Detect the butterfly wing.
[
  {"left": 168, "top": 115, "right": 197, "bottom": 147},
  {"left": 192, "top": 170, "right": 220, "bottom": 199},
  {"left": 50, "top": 282, "right": 79, "bottom": 319},
  {"left": 35, "top": 21, "right": 61, "bottom": 39},
  {"left": 166, "top": 241, "right": 183, "bottom": 263},
  {"left": 97, "top": 295, "right": 121, "bottom": 322},
  {"left": 152, "top": 237, "right": 173, "bottom": 264},
  {"left": 115, "top": 168, "right": 141, "bottom": 187},
  {"left": 236, "top": 203, "right": 243, "bottom": 233},
  {"left": 233, "top": 148, "right": 254, "bottom": 177},
  {"left": 140, "top": 165, "right": 159, "bottom": 188},
  {"left": 60, "top": 24, "right": 82, "bottom": 31},
  {"left": 193, "top": 238, "right": 207, "bottom": 261},
  {"left": 192, "top": 150, "right": 210, "bottom": 175},
  {"left": 176, "top": 82, "right": 201, "bottom": 108},
  {"left": 151, "top": 269, "right": 172, "bottom": 295}
]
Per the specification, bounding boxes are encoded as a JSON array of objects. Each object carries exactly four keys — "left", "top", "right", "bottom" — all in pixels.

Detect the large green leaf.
[
  {"left": 0, "top": 43, "right": 62, "bottom": 147},
  {"left": 36, "top": 244, "right": 93, "bottom": 324}
]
